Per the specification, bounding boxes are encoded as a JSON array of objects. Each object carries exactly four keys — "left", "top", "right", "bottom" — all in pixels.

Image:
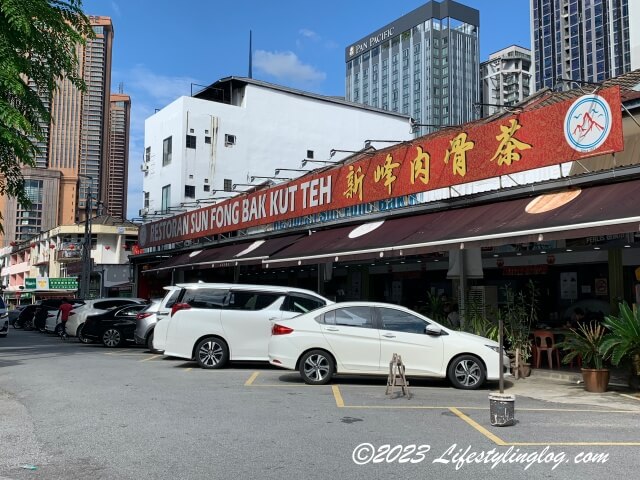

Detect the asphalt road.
[{"left": 1, "top": 329, "right": 639, "bottom": 479}]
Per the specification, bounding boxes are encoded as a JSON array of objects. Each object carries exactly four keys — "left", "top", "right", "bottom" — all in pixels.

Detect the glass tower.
[
  {"left": 345, "top": 0, "right": 480, "bottom": 136},
  {"left": 531, "top": 0, "right": 633, "bottom": 91}
]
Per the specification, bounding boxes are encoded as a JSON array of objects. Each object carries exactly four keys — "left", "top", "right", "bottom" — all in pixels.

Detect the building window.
[
  {"left": 306, "top": 150, "right": 314, "bottom": 159},
  {"left": 162, "top": 136, "right": 172, "bottom": 166},
  {"left": 144, "top": 192, "right": 149, "bottom": 208},
  {"left": 145, "top": 147, "right": 150, "bottom": 162},
  {"left": 224, "top": 179, "right": 232, "bottom": 192},
  {"left": 225, "top": 134, "right": 236, "bottom": 146},
  {"left": 204, "top": 185, "right": 210, "bottom": 192},
  {"left": 204, "top": 136, "right": 211, "bottom": 144},
  {"left": 161, "top": 185, "right": 171, "bottom": 212},
  {"left": 186, "top": 135, "right": 196, "bottom": 149},
  {"left": 184, "top": 185, "right": 195, "bottom": 198}
]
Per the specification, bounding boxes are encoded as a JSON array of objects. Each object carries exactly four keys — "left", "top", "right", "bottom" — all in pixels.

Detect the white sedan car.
[{"left": 268, "top": 302, "right": 510, "bottom": 389}]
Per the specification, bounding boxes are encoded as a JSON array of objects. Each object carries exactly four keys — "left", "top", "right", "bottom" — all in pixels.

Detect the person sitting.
[{"left": 565, "top": 307, "right": 586, "bottom": 329}]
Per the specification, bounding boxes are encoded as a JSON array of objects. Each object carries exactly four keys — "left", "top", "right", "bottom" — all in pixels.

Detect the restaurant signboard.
[{"left": 139, "top": 87, "right": 624, "bottom": 249}]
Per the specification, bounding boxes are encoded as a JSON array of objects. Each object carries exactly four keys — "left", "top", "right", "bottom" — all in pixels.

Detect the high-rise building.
[
  {"left": 345, "top": 0, "right": 480, "bottom": 136},
  {"left": 105, "top": 93, "right": 131, "bottom": 220},
  {"left": 480, "top": 45, "right": 533, "bottom": 117},
  {"left": 0, "top": 16, "right": 114, "bottom": 246},
  {"left": 531, "top": 0, "right": 640, "bottom": 91},
  {"left": 77, "top": 16, "right": 114, "bottom": 219}
]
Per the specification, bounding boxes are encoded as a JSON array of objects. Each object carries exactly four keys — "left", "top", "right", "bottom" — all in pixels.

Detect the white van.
[{"left": 153, "top": 283, "right": 332, "bottom": 369}]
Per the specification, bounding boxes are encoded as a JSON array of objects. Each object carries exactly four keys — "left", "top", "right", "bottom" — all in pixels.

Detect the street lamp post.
[{"left": 79, "top": 176, "right": 93, "bottom": 299}]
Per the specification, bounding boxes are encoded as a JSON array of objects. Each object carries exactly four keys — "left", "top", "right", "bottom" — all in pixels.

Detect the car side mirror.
[{"left": 425, "top": 324, "right": 442, "bottom": 336}]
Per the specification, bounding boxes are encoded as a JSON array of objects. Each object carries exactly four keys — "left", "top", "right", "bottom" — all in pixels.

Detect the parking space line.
[
  {"left": 332, "top": 385, "right": 344, "bottom": 407},
  {"left": 139, "top": 354, "right": 161, "bottom": 362},
  {"left": 620, "top": 393, "right": 640, "bottom": 402},
  {"left": 184, "top": 368, "right": 193, "bottom": 372},
  {"left": 244, "top": 371, "right": 260, "bottom": 386},
  {"left": 508, "top": 441, "right": 640, "bottom": 446},
  {"left": 104, "top": 349, "right": 129, "bottom": 355},
  {"left": 448, "top": 407, "right": 508, "bottom": 446}
]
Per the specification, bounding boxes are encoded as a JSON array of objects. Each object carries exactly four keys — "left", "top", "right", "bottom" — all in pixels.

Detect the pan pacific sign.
[
  {"left": 348, "top": 27, "right": 395, "bottom": 57},
  {"left": 139, "top": 87, "right": 624, "bottom": 249}
]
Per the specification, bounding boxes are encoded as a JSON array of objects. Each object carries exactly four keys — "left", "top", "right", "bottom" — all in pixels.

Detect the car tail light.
[
  {"left": 136, "top": 312, "right": 153, "bottom": 321},
  {"left": 272, "top": 324, "right": 294, "bottom": 335},
  {"left": 171, "top": 303, "right": 191, "bottom": 316}
]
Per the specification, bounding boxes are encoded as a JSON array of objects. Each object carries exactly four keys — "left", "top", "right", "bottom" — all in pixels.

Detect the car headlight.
[
  {"left": 0, "top": 312, "right": 8, "bottom": 319},
  {"left": 485, "top": 344, "right": 500, "bottom": 353}
]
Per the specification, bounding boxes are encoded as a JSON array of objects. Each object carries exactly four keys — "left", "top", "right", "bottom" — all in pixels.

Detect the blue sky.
[{"left": 81, "top": 0, "right": 532, "bottom": 220}]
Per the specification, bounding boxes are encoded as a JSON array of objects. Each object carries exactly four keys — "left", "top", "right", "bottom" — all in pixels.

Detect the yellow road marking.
[
  {"left": 244, "top": 371, "right": 260, "bottom": 386},
  {"left": 139, "top": 354, "right": 161, "bottom": 362},
  {"left": 332, "top": 385, "right": 344, "bottom": 407},
  {"left": 104, "top": 349, "right": 129, "bottom": 355},
  {"left": 448, "top": 407, "right": 507, "bottom": 446},
  {"left": 184, "top": 368, "right": 193, "bottom": 372}
]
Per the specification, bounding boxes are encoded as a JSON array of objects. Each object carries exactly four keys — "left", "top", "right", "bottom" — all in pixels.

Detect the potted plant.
[
  {"left": 557, "top": 322, "right": 610, "bottom": 393},
  {"left": 502, "top": 282, "right": 538, "bottom": 379},
  {"left": 600, "top": 302, "right": 640, "bottom": 390}
]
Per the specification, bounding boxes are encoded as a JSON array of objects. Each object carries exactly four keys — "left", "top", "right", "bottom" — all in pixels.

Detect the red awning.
[
  {"left": 144, "top": 234, "right": 304, "bottom": 273},
  {"left": 265, "top": 179, "right": 640, "bottom": 267}
]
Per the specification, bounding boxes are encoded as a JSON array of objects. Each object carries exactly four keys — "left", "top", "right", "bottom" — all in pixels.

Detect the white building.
[
  {"left": 141, "top": 77, "right": 412, "bottom": 218},
  {"left": 480, "top": 45, "right": 532, "bottom": 118}
]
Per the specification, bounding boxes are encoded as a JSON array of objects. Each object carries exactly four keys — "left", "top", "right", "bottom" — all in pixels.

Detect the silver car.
[{"left": 134, "top": 286, "right": 181, "bottom": 352}]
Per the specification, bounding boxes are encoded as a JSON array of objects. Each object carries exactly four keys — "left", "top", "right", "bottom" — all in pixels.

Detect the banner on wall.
[{"left": 139, "top": 87, "right": 624, "bottom": 249}]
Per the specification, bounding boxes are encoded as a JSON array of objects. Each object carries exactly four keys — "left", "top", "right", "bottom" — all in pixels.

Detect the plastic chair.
[{"left": 533, "top": 330, "right": 560, "bottom": 369}]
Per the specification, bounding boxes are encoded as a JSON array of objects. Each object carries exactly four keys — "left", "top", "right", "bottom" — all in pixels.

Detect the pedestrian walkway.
[{"left": 501, "top": 368, "right": 640, "bottom": 411}]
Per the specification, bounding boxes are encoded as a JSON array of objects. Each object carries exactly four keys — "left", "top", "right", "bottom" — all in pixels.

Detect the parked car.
[
  {"left": 154, "top": 283, "right": 332, "bottom": 368},
  {"left": 13, "top": 304, "right": 38, "bottom": 330},
  {"left": 134, "top": 286, "right": 181, "bottom": 352},
  {"left": 0, "top": 297, "right": 8, "bottom": 337},
  {"left": 82, "top": 304, "right": 148, "bottom": 347},
  {"left": 42, "top": 299, "right": 86, "bottom": 334},
  {"left": 47, "top": 298, "right": 147, "bottom": 339},
  {"left": 8, "top": 305, "right": 27, "bottom": 326},
  {"left": 268, "top": 301, "right": 511, "bottom": 389}
]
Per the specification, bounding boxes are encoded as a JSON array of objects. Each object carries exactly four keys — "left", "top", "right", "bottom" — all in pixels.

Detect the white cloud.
[
  {"left": 253, "top": 50, "right": 326, "bottom": 85},
  {"left": 299, "top": 29, "right": 319, "bottom": 41},
  {"left": 127, "top": 65, "right": 200, "bottom": 107}
]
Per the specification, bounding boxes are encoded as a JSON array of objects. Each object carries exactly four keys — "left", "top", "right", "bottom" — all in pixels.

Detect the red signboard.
[{"left": 139, "top": 87, "right": 624, "bottom": 248}]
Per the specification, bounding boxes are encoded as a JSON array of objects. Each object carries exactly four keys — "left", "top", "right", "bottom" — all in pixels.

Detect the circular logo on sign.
[
  {"left": 349, "top": 46, "right": 355, "bottom": 57},
  {"left": 564, "top": 94, "right": 612, "bottom": 153},
  {"left": 138, "top": 224, "right": 147, "bottom": 247}
]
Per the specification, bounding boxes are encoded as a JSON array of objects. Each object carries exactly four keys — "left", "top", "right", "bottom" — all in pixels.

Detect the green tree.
[{"left": 0, "top": 0, "right": 92, "bottom": 228}]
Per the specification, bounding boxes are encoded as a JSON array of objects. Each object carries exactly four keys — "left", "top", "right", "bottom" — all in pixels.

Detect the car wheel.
[
  {"left": 102, "top": 328, "right": 124, "bottom": 348},
  {"left": 447, "top": 355, "right": 486, "bottom": 390},
  {"left": 299, "top": 350, "right": 335, "bottom": 385},
  {"left": 77, "top": 324, "right": 93, "bottom": 344},
  {"left": 195, "top": 337, "right": 229, "bottom": 369},
  {"left": 146, "top": 330, "right": 156, "bottom": 353},
  {"left": 13, "top": 321, "right": 23, "bottom": 330}
]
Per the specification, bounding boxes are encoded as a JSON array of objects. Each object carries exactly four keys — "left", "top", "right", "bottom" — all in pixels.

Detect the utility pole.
[{"left": 79, "top": 176, "right": 93, "bottom": 299}]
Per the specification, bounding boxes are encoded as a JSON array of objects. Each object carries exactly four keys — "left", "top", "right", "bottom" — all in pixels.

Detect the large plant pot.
[
  {"left": 518, "top": 363, "right": 532, "bottom": 378},
  {"left": 581, "top": 368, "right": 610, "bottom": 393}
]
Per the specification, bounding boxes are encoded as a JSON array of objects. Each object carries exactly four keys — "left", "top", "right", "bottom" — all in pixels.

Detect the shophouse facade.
[{"left": 132, "top": 71, "right": 640, "bottom": 325}]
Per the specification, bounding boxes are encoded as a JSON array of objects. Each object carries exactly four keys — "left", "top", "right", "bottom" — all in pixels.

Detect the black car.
[{"left": 81, "top": 304, "right": 147, "bottom": 348}]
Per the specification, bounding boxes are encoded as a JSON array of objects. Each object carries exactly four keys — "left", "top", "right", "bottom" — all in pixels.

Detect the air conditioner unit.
[
  {"left": 140, "top": 164, "right": 149, "bottom": 173},
  {"left": 139, "top": 207, "right": 148, "bottom": 216}
]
